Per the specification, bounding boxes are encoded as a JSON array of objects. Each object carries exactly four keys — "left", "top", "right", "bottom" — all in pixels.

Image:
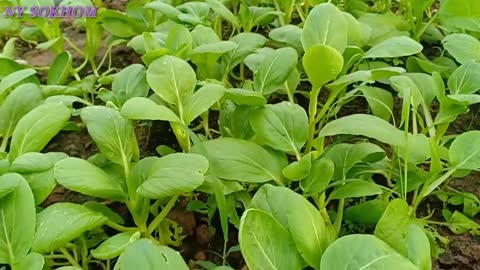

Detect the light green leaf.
[
  {"left": 253, "top": 47, "right": 298, "bottom": 95},
  {"left": 137, "top": 153, "right": 208, "bottom": 199},
  {"left": 318, "top": 114, "right": 406, "bottom": 146},
  {"left": 321, "top": 234, "right": 418, "bottom": 270},
  {"left": 10, "top": 152, "right": 53, "bottom": 173},
  {"left": 184, "top": 84, "right": 225, "bottom": 124},
  {"left": 81, "top": 106, "right": 139, "bottom": 166},
  {"left": 15, "top": 252, "right": 44, "bottom": 270},
  {"left": 206, "top": 0, "right": 240, "bottom": 29},
  {"left": 303, "top": 44, "right": 344, "bottom": 88},
  {"left": 447, "top": 61, "right": 480, "bottom": 95},
  {"left": 146, "top": 55, "right": 196, "bottom": 106},
  {"left": 0, "top": 68, "right": 37, "bottom": 97},
  {"left": 110, "top": 64, "right": 149, "bottom": 107},
  {"left": 357, "top": 86, "right": 393, "bottom": 121},
  {"left": 344, "top": 199, "right": 387, "bottom": 225},
  {"left": 91, "top": 231, "right": 140, "bottom": 260},
  {"left": 300, "top": 158, "right": 334, "bottom": 194},
  {"left": 222, "top": 32, "right": 267, "bottom": 70},
  {"left": 269, "top": 25, "right": 303, "bottom": 51},
  {"left": 0, "top": 173, "right": 35, "bottom": 265},
  {"left": 54, "top": 157, "right": 127, "bottom": 201},
  {"left": 118, "top": 239, "right": 189, "bottom": 270},
  {"left": 224, "top": 88, "right": 267, "bottom": 106},
  {"left": 329, "top": 180, "right": 384, "bottom": 200},
  {"left": 192, "top": 138, "right": 287, "bottom": 184},
  {"left": 438, "top": 0, "right": 480, "bottom": 32},
  {"left": 47, "top": 51, "right": 72, "bottom": 85},
  {"left": 250, "top": 101, "right": 308, "bottom": 154},
  {"left": 239, "top": 209, "right": 303, "bottom": 270},
  {"left": 407, "top": 224, "right": 432, "bottom": 270},
  {"left": 121, "top": 97, "right": 180, "bottom": 123},
  {"left": 365, "top": 36, "right": 423, "bottom": 59},
  {"left": 443, "top": 34, "right": 480, "bottom": 64},
  {"left": 449, "top": 130, "right": 480, "bottom": 170},
  {"left": 301, "top": 3, "right": 348, "bottom": 53},
  {"left": 9, "top": 103, "right": 71, "bottom": 162},
  {"left": 32, "top": 203, "right": 108, "bottom": 254}
]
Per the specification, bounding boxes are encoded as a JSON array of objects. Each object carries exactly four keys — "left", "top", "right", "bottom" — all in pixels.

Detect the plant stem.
[
  {"left": 60, "top": 248, "right": 80, "bottom": 267},
  {"left": 305, "top": 86, "right": 321, "bottom": 153},
  {"left": 147, "top": 195, "right": 179, "bottom": 235},
  {"left": 334, "top": 199, "right": 345, "bottom": 234},
  {"left": 106, "top": 221, "right": 138, "bottom": 232}
]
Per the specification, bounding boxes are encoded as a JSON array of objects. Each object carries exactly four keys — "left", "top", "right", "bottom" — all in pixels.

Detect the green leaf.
[
  {"left": 329, "top": 180, "right": 383, "bottom": 200},
  {"left": 443, "top": 34, "right": 480, "bottom": 64},
  {"left": 250, "top": 101, "right": 308, "bottom": 154},
  {"left": 121, "top": 97, "right": 180, "bottom": 123},
  {"left": 15, "top": 252, "right": 44, "bottom": 270},
  {"left": 253, "top": 47, "right": 298, "bottom": 95},
  {"left": 147, "top": 55, "right": 196, "bottom": 108},
  {"left": 301, "top": 3, "right": 348, "bottom": 53},
  {"left": 300, "top": 158, "right": 334, "bottom": 194},
  {"left": 282, "top": 153, "right": 312, "bottom": 180},
  {"left": 344, "top": 199, "right": 387, "bottom": 225},
  {"left": 47, "top": 51, "right": 72, "bottom": 85},
  {"left": 239, "top": 209, "right": 303, "bottom": 270},
  {"left": 0, "top": 83, "right": 43, "bottom": 141},
  {"left": 374, "top": 199, "right": 412, "bottom": 256},
  {"left": 0, "top": 68, "right": 37, "bottom": 98},
  {"left": 118, "top": 239, "right": 189, "bottom": 270},
  {"left": 137, "top": 153, "right": 208, "bottom": 199},
  {"left": 318, "top": 114, "right": 406, "bottom": 146},
  {"left": 83, "top": 201, "right": 125, "bottom": 225},
  {"left": 449, "top": 130, "right": 480, "bottom": 170},
  {"left": 224, "top": 88, "right": 267, "bottom": 106},
  {"left": 10, "top": 152, "right": 53, "bottom": 173},
  {"left": 91, "top": 231, "right": 140, "bottom": 260},
  {"left": 0, "top": 174, "right": 19, "bottom": 199},
  {"left": 269, "top": 25, "right": 303, "bottom": 51},
  {"left": 191, "top": 138, "right": 287, "bottom": 184},
  {"left": 81, "top": 106, "right": 139, "bottom": 166},
  {"left": 9, "top": 103, "right": 71, "bottom": 162},
  {"left": 222, "top": 33, "right": 267, "bottom": 70},
  {"left": 365, "top": 36, "right": 423, "bottom": 59},
  {"left": 357, "top": 86, "right": 393, "bottom": 121},
  {"left": 110, "top": 64, "right": 149, "bottom": 107},
  {"left": 447, "top": 61, "right": 480, "bottom": 95},
  {"left": 184, "top": 84, "right": 224, "bottom": 124},
  {"left": 54, "top": 157, "right": 127, "bottom": 201},
  {"left": 321, "top": 234, "right": 418, "bottom": 270},
  {"left": 32, "top": 203, "right": 108, "bottom": 254},
  {"left": 165, "top": 25, "right": 192, "bottom": 60},
  {"left": 206, "top": 0, "right": 240, "bottom": 29},
  {"left": 303, "top": 44, "right": 344, "bottom": 88},
  {"left": 438, "top": 0, "right": 480, "bottom": 32},
  {"left": 249, "top": 185, "right": 328, "bottom": 269},
  {"left": 0, "top": 174, "right": 35, "bottom": 265},
  {"left": 407, "top": 224, "right": 432, "bottom": 270}
]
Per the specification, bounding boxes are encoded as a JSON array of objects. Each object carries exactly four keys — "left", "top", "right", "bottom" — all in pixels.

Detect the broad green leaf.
[
  {"left": 0, "top": 174, "right": 35, "bottom": 265},
  {"left": 239, "top": 209, "right": 303, "bottom": 270},
  {"left": 344, "top": 199, "right": 387, "bottom": 225},
  {"left": 0, "top": 83, "right": 43, "bottom": 140},
  {"left": 365, "top": 36, "right": 423, "bottom": 59},
  {"left": 0, "top": 68, "right": 37, "bottom": 97},
  {"left": 357, "top": 86, "right": 393, "bottom": 121},
  {"left": 0, "top": 175, "right": 19, "bottom": 198},
  {"left": 321, "top": 234, "right": 418, "bottom": 270},
  {"left": 47, "top": 51, "right": 71, "bottom": 85},
  {"left": 303, "top": 44, "right": 344, "bottom": 88},
  {"left": 15, "top": 252, "right": 44, "bottom": 270},
  {"left": 222, "top": 33, "right": 267, "bottom": 70},
  {"left": 250, "top": 101, "right": 308, "bottom": 154},
  {"left": 438, "top": 0, "right": 480, "bottom": 32},
  {"left": 219, "top": 102, "right": 255, "bottom": 140},
  {"left": 449, "top": 130, "right": 480, "bottom": 170},
  {"left": 301, "top": 3, "right": 348, "bottom": 53},
  {"left": 9, "top": 103, "right": 71, "bottom": 162},
  {"left": 329, "top": 180, "right": 383, "bottom": 199},
  {"left": 253, "top": 47, "right": 298, "bottom": 95},
  {"left": 84, "top": 201, "right": 125, "bottom": 225},
  {"left": 10, "top": 152, "right": 53, "bottom": 173},
  {"left": 374, "top": 199, "right": 412, "bottom": 256},
  {"left": 269, "top": 25, "right": 303, "bottom": 51},
  {"left": 300, "top": 158, "right": 334, "bottom": 194},
  {"left": 146, "top": 55, "right": 196, "bottom": 106},
  {"left": 91, "top": 231, "right": 140, "bottom": 260},
  {"left": 447, "top": 61, "right": 480, "bottom": 95},
  {"left": 183, "top": 84, "right": 225, "bottom": 124},
  {"left": 407, "top": 224, "right": 432, "bottom": 270},
  {"left": 32, "top": 203, "right": 108, "bottom": 253},
  {"left": 206, "top": 0, "right": 240, "bottom": 29},
  {"left": 81, "top": 106, "right": 139, "bottom": 166},
  {"left": 137, "top": 153, "right": 208, "bottom": 199},
  {"left": 224, "top": 88, "right": 267, "bottom": 106},
  {"left": 325, "top": 142, "right": 385, "bottom": 180},
  {"left": 318, "top": 114, "right": 406, "bottom": 146},
  {"left": 282, "top": 153, "right": 312, "bottom": 180},
  {"left": 192, "top": 138, "right": 287, "bottom": 184},
  {"left": 165, "top": 25, "right": 192, "bottom": 60},
  {"left": 121, "top": 97, "right": 180, "bottom": 123},
  {"left": 118, "top": 239, "right": 189, "bottom": 270},
  {"left": 443, "top": 34, "right": 480, "bottom": 64},
  {"left": 110, "top": 64, "right": 149, "bottom": 107},
  {"left": 54, "top": 157, "right": 127, "bottom": 201},
  {"left": 250, "top": 185, "right": 328, "bottom": 269}
]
